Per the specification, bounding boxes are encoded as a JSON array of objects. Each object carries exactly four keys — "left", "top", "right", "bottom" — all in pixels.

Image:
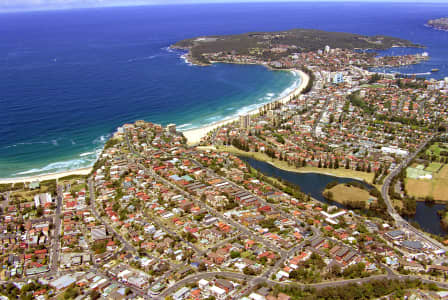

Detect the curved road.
[
  {"left": 380, "top": 136, "right": 447, "bottom": 251},
  {"left": 157, "top": 270, "right": 448, "bottom": 299}
]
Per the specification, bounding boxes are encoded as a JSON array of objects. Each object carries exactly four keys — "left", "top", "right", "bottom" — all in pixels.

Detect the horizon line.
[{"left": 2, "top": 0, "right": 448, "bottom": 14}]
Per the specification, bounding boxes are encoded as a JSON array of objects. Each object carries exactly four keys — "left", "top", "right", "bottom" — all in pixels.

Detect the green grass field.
[
  {"left": 325, "top": 184, "right": 372, "bottom": 206},
  {"left": 426, "top": 142, "right": 448, "bottom": 157},
  {"left": 360, "top": 84, "right": 385, "bottom": 88},
  {"left": 425, "top": 162, "right": 443, "bottom": 173},
  {"left": 406, "top": 167, "right": 432, "bottom": 179}
]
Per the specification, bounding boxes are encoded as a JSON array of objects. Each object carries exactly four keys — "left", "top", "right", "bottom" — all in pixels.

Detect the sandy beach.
[
  {"left": 182, "top": 69, "right": 310, "bottom": 145},
  {"left": 0, "top": 167, "right": 92, "bottom": 184},
  {"left": 0, "top": 69, "right": 308, "bottom": 184}
]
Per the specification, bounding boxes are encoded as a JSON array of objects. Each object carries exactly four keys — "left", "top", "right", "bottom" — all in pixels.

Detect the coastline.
[
  {"left": 0, "top": 167, "right": 92, "bottom": 184},
  {"left": 0, "top": 69, "right": 308, "bottom": 183},
  {"left": 181, "top": 69, "right": 310, "bottom": 145}
]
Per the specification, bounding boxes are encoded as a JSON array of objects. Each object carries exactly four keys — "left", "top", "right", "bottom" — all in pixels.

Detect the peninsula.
[
  {"left": 426, "top": 18, "right": 448, "bottom": 31},
  {"left": 172, "top": 28, "right": 422, "bottom": 65}
]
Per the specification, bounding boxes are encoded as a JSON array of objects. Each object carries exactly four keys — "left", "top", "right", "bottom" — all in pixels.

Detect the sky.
[{"left": 0, "top": 0, "right": 446, "bottom": 12}]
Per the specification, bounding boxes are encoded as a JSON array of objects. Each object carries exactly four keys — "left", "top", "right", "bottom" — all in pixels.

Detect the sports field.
[
  {"left": 406, "top": 166, "right": 432, "bottom": 179},
  {"left": 405, "top": 164, "right": 448, "bottom": 201}
]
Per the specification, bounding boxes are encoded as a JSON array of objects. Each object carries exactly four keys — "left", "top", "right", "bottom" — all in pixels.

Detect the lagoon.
[{"left": 242, "top": 156, "right": 448, "bottom": 236}]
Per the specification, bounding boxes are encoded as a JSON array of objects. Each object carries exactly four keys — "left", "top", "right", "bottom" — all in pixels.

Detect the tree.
[
  {"left": 36, "top": 206, "right": 44, "bottom": 217},
  {"left": 243, "top": 266, "right": 257, "bottom": 275},
  {"left": 63, "top": 286, "right": 79, "bottom": 300},
  {"left": 330, "top": 264, "right": 341, "bottom": 277},
  {"left": 90, "top": 290, "right": 100, "bottom": 300},
  {"left": 198, "top": 262, "right": 207, "bottom": 271},
  {"left": 230, "top": 251, "right": 241, "bottom": 259}
]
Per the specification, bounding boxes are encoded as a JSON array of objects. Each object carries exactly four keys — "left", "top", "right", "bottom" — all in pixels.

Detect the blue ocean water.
[{"left": 1, "top": 2, "right": 448, "bottom": 178}]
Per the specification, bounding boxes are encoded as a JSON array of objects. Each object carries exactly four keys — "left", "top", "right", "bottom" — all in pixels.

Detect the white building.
[
  {"left": 167, "top": 123, "right": 177, "bottom": 135},
  {"left": 198, "top": 279, "right": 209, "bottom": 290},
  {"left": 381, "top": 146, "right": 409, "bottom": 157},
  {"left": 210, "top": 286, "right": 226, "bottom": 300},
  {"left": 240, "top": 114, "right": 251, "bottom": 129},
  {"left": 173, "top": 287, "right": 190, "bottom": 300},
  {"left": 34, "top": 193, "right": 52, "bottom": 208},
  {"left": 333, "top": 73, "right": 344, "bottom": 84}
]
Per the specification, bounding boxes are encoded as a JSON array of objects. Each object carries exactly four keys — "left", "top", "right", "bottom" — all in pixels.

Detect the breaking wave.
[{"left": 14, "top": 158, "right": 93, "bottom": 176}]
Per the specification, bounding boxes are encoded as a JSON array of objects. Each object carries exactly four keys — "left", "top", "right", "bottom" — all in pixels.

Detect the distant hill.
[
  {"left": 172, "top": 28, "right": 422, "bottom": 65},
  {"left": 426, "top": 18, "right": 448, "bottom": 31}
]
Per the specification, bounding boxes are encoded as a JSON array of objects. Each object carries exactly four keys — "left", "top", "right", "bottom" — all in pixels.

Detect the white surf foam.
[
  {"left": 93, "top": 134, "right": 109, "bottom": 144},
  {"left": 180, "top": 54, "right": 193, "bottom": 66},
  {"left": 14, "top": 158, "right": 92, "bottom": 176},
  {"left": 177, "top": 123, "right": 193, "bottom": 129},
  {"left": 162, "top": 46, "right": 174, "bottom": 53},
  {"left": 80, "top": 151, "right": 95, "bottom": 157}
]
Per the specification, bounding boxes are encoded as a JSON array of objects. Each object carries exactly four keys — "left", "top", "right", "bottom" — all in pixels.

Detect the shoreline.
[
  {"left": 0, "top": 167, "right": 92, "bottom": 184},
  {"left": 181, "top": 69, "right": 310, "bottom": 145},
  {"left": 0, "top": 68, "right": 308, "bottom": 184},
  {"left": 199, "top": 145, "right": 375, "bottom": 185}
]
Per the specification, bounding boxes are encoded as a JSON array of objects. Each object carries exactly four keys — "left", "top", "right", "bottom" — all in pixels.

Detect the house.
[
  {"left": 198, "top": 279, "right": 209, "bottom": 290},
  {"left": 249, "top": 293, "right": 266, "bottom": 300},
  {"left": 50, "top": 275, "right": 77, "bottom": 290},
  {"left": 210, "top": 285, "right": 226, "bottom": 300},
  {"left": 91, "top": 226, "right": 108, "bottom": 241},
  {"left": 428, "top": 265, "right": 448, "bottom": 274},
  {"left": 173, "top": 287, "right": 190, "bottom": 300},
  {"left": 215, "top": 279, "right": 234, "bottom": 293}
]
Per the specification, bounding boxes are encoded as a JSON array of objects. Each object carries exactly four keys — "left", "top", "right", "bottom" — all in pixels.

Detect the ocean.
[{"left": 1, "top": 2, "right": 448, "bottom": 178}]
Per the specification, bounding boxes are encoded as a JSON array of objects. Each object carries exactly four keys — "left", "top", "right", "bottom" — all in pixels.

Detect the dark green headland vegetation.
[{"left": 172, "top": 28, "right": 422, "bottom": 65}]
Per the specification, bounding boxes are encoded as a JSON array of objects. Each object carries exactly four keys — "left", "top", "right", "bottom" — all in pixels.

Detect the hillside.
[{"left": 172, "top": 28, "right": 422, "bottom": 65}]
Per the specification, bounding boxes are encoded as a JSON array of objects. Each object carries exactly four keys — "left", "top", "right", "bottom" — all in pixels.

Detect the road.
[
  {"left": 157, "top": 271, "right": 254, "bottom": 299},
  {"left": 88, "top": 179, "right": 137, "bottom": 254},
  {"left": 122, "top": 129, "right": 448, "bottom": 298},
  {"left": 312, "top": 96, "right": 331, "bottom": 138},
  {"left": 50, "top": 184, "right": 63, "bottom": 273},
  {"left": 157, "top": 270, "right": 448, "bottom": 299},
  {"left": 123, "top": 130, "right": 287, "bottom": 257},
  {"left": 380, "top": 136, "right": 447, "bottom": 251},
  {"left": 149, "top": 215, "right": 205, "bottom": 256}
]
